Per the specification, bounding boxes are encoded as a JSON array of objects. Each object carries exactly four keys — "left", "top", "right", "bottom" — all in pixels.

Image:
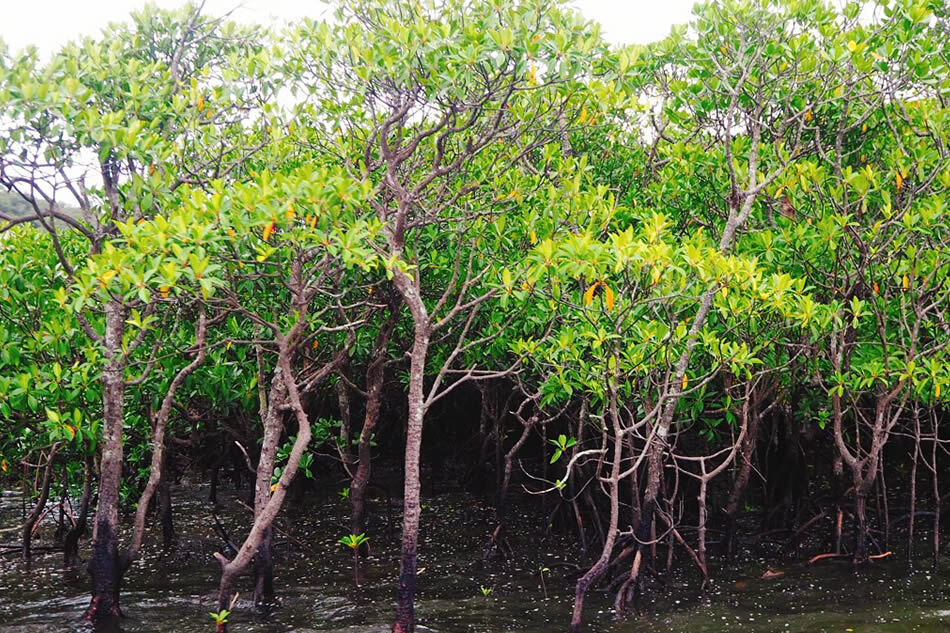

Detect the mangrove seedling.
[
  {"left": 208, "top": 609, "right": 230, "bottom": 632},
  {"left": 339, "top": 533, "right": 369, "bottom": 585},
  {"left": 538, "top": 566, "right": 550, "bottom": 599},
  {"left": 480, "top": 585, "right": 493, "bottom": 597},
  {"left": 209, "top": 592, "right": 238, "bottom": 632}
]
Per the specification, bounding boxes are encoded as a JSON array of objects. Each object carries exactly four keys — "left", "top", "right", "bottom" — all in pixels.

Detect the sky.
[{"left": 0, "top": 1, "right": 697, "bottom": 53}]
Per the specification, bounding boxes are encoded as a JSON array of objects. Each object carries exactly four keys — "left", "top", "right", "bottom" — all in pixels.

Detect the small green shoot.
[
  {"left": 548, "top": 434, "right": 577, "bottom": 463},
  {"left": 339, "top": 532, "right": 370, "bottom": 549}
]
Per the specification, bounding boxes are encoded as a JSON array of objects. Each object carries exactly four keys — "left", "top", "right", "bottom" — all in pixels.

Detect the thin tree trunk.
[
  {"left": 214, "top": 345, "right": 343, "bottom": 626},
  {"left": 22, "top": 446, "right": 57, "bottom": 563},
  {"left": 570, "top": 383, "right": 623, "bottom": 633},
  {"left": 932, "top": 411, "right": 941, "bottom": 566},
  {"left": 127, "top": 311, "right": 206, "bottom": 566},
  {"left": 351, "top": 306, "right": 397, "bottom": 540},
  {"left": 908, "top": 422, "right": 919, "bottom": 564},
  {"left": 64, "top": 455, "right": 93, "bottom": 567},
  {"left": 158, "top": 453, "right": 175, "bottom": 550}
]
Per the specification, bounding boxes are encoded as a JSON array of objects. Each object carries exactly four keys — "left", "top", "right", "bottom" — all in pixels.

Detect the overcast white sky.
[{"left": 0, "top": 1, "right": 696, "bottom": 53}]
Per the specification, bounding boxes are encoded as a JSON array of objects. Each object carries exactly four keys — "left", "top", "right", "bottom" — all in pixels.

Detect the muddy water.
[{"left": 1, "top": 483, "right": 948, "bottom": 633}]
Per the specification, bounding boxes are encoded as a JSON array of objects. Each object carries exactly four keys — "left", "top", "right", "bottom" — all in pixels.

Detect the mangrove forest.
[{"left": 1, "top": 0, "right": 949, "bottom": 632}]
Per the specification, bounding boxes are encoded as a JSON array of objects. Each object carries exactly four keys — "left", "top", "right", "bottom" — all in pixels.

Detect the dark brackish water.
[{"left": 1, "top": 484, "right": 948, "bottom": 633}]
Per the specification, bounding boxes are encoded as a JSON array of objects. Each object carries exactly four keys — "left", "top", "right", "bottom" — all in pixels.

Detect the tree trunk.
[
  {"left": 22, "top": 446, "right": 57, "bottom": 563},
  {"left": 253, "top": 526, "right": 275, "bottom": 606},
  {"left": 65, "top": 455, "right": 93, "bottom": 568},
  {"left": 351, "top": 306, "right": 396, "bottom": 540},
  {"left": 158, "top": 454, "right": 175, "bottom": 550},
  {"left": 725, "top": 401, "right": 761, "bottom": 558},
  {"left": 393, "top": 326, "right": 429, "bottom": 633},
  {"left": 86, "top": 300, "right": 126, "bottom": 623},
  {"left": 570, "top": 383, "right": 623, "bottom": 633},
  {"left": 854, "top": 487, "right": 869, "bottom": 563}
]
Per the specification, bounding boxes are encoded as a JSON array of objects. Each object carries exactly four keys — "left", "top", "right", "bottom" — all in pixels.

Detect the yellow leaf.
[
  {"left": 227, "top": 228, "right": 236, "bottom": 238},
  {"left": 583, "top": 283, "right": 598, "bottom": 306},
  {"left": 681, "top": 374, "right": 688, "bottom": 390},
  {"left": 101, "top": 269, "right": 118, "bottom": 284},
  {"left": 226, "top": 340, "right": 233, "bottom": 350},
  {"left": 1, "top": 459, "right": 7, "bottom": 472},
  {"left": 873, "top": 282, "right": 879, "bottom": 295},
  {"left": 902, "top": 274, "right": 909, "bottom": 290},
  {"left": 862, "top": 123, "right": 867, "bottom": 133},
  {"left": 270, "top": 482, "right": 278, "bottom": 492},
  {"left": 308, "top": 214, "right": 317, "bottom": 230},
  {"left": 197, "top": 96, "right": 204, "bottom": 111},
  {"left": 603, "top": 283, "right": 614, "bottom": 310},
  {"left": 312, "top": 339, "right": 319, "bottom": 350},
  {"left": 936, "top": 383, "right": 941, "bottom": 398},
  {"left": 720, "top": 45, "right": 727, "bottom": 54},
  {"left": 871, "top": 51, "right": 883, "bottom": 62},
  {"left": 285, "top": 206, "right": 295, "bottom": 220},
  {"left": 530, "top": 230, "right": 537, "bottom": 245},
  {"left": 529, "top": 63, "right": 537, "bottom": 84},
  {"left": 263, "top": 222, "right": 274, "bottom": 242},
  {"left": 579, "top": 107, "right": 588, "bottom": 124},
  {"left": 896, "top": 171, "right": 904, "bottom": 191},
  {"left": 160, "top": 286, "right": 170, "bottom": 298},
  {"left": 805, "top": 110, "right": 813, "bottom": 122}
]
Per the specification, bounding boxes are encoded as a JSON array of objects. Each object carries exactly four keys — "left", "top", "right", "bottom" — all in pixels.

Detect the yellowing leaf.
[
  {"left": 583, "top": 282, "right": 598, "bottom": 306},
  {"left": 64, "top": 424, "right": 75, "bottom": 439},
  {"left": 603, "top": 283, "right": 614, "bottom": 310},
  {"left": 262, "top": 222, "right": 275, "bottom": 242},
  {"left": 1, "top": 459, "right": 7, "bottom": 472},
  {"left": 529, "top": 63, "right": 537, "bottom": 84},
  {"left": 872, "top": 282, "right": 879, "bottom": 295}
]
